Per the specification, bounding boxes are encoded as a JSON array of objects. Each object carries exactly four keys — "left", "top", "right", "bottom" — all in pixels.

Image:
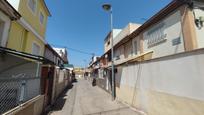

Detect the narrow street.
[{"left": 48, "top": 78, "right": 141, "bottom": 115}]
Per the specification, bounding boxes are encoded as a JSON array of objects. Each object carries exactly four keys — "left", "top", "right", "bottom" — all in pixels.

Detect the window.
[
  {"left": 39, "top": 12, "right": 44, "bottom": 24},
  {"left": 133, "top": 40, "right": 138, "bottom": 55},
  {"left": 107, "top": 40, "right": 110, "bottom": 46},
  {"left": 28, "top": 0, "right": 37, "bottom": 13},
  {"left": 32, "top": 43, "right": 40, "bottom": 55},
  {"left": 124, "top": 41, "right": 133, "bottom": 58},
  {"left": 147, "top": 23, "right": 167, "bottom": 48}
]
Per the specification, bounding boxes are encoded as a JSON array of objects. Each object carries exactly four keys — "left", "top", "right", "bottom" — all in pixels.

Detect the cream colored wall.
[
  {"left": 116, "top": 49, "right": 204, "bottom": 115},
  {"left": 113, "top": 23, "right": 140, "bottom": 46},
  {"left": 124, "top": 41, "right": 133, "bottom": 58},
  {"left": 114, "top": 45, "right": 125, "bottom": 61},
  {"left": 5, "top": 95, "right": 44, "bottom": 115},
  {"left": 143, "top": 11, "right": 185, "bottom": 59},
  {"left": 15, "top": 95, "right": 44, "bottom": 115},
  {"left": 132, "top": 36, "right": 141, "bottom": 56},
  {"left": 114, "top": 36, "right": 142, "bottom": 64},
  {"left": 113, "top": 23, "right": 141, "bottom": 61}
]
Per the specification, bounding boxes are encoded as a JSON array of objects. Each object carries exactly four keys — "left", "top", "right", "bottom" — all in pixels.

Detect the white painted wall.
[
  {"left": 143, "top": 11, "right": 185, "bottom": 59},
  {"left": 193, "top": 8, "right": 204, "bottom": 48},
  {"left": 104, "top": 29, "right": 121, "bottom": 53},
  {"left": 116, "top": 49, "right": 204, "bottom": 112},
  {"left": 7, "top": 0, "right": 20, "bottom": 10},
  {"left": 0, "top": 11, "right": 11, "bottom": 47}
]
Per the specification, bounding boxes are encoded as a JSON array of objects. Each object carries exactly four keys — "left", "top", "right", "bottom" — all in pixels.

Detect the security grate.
[{"left": 0, "top": 77, "right": 40, "bottom": 114}]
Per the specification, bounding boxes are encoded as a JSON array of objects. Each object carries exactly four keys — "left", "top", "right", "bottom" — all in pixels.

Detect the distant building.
[
  {"left": 64, "top": 64, "right": 74, "bottom": 71},
  {"left": 89, "top": 56, "right": 100, "bottom": 66},
  {"left": 53, "top": 47, "right": 69, "bottom": 64},
  {"left": 44, "top": 44, "right": 65, "bottom": 66}
]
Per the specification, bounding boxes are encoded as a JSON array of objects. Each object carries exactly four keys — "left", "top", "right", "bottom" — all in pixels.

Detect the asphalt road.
[{"left": 49, "top": 78, "right": 142, "bottom": 115}]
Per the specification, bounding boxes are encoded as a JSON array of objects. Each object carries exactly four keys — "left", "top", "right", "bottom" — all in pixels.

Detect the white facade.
[
  {"left": 104, "top": 29, "right": 121, "bottom": 53},
  {"left": 116, "top": 49, "right": 204, "bottom": 114},
  {"left": 143, "top": 11, "right": 185, "bottom": 58}
]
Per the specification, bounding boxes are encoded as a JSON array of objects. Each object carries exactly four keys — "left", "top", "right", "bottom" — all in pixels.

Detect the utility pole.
[{"left": 102, "top": 3, "right": 115, "bottom": 100}]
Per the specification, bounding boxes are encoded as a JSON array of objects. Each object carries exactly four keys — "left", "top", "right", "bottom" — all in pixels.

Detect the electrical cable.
[{"left": 50, "top": 44, "right": 95, "bottom": 56}]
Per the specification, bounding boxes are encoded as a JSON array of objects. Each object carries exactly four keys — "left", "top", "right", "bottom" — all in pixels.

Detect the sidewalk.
[{"left": 48, "top": 78, "right": 142, "bottom": 115}]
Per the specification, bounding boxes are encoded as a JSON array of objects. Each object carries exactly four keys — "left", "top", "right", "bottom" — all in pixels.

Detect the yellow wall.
[
  {"left": 7, "top": 21, "right": 45, "bottom": 56},
  {"left": 7, "top": 0, "right": 50, "bottom": 56},
  {"left": 24, "top": 32, "right": 45, "bottom": 56},
  {"left": 18, "top": 0, "right": 49, "bottom": 38},
  {"left": 7, "top": 21, "right": 24, "bottom": 51}
]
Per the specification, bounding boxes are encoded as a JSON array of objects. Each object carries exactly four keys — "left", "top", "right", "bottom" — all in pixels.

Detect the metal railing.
[{"left": 0, "top": 77, "right": 40, "bottom": 114}]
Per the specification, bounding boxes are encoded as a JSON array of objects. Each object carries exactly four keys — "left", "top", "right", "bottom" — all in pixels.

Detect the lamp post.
[{"left": 102, "top": 3, "right": 115, "bottom": 100}]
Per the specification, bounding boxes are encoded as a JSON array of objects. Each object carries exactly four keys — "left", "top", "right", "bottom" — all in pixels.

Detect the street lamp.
[{"left": 102, "top": 3, "right": 115, "bottom": 100}]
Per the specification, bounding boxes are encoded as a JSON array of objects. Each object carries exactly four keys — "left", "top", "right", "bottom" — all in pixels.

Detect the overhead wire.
[{"left": 50, "top": 44, "right": 95, "bottom": 56}]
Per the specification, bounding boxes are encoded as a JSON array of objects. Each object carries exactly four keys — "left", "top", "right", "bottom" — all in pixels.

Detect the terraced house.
[
  {"left": 0, "top": 0, "right": 52, "bottom": 115},
  {"left": 91, "top": 0, "right": 204, "bottom": 115},
  {"left": 7, "top": 0, "right": 51, "bottom": 56}
]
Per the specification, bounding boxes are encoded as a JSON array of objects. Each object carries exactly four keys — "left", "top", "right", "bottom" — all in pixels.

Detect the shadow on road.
[
  {"left": 72, "top": 79, "right": 78, "bottom": 83},
  {"left": 45, "top": 83, "right": 74, "bottom": 115}
]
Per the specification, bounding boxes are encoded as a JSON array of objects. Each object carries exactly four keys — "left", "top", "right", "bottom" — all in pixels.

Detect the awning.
[
  {"left": 0, "top": 47, "right": 44, "bottom": 62},
  {"left": 114, "top": 51, "right": 154, "bottom": 66}
]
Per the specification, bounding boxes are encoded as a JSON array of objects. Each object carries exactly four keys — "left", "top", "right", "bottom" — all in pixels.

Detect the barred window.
[
  {"left": 147, "top": 23, "right": 167, "bottom": 48},
  {"left": 40, "top": 12, "right": 44, "bottom": 24}
]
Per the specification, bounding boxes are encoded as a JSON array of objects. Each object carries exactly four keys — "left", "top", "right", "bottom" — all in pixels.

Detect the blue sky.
[{"left": 45, "top": 0, "right": 171, "bottom": 67}]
